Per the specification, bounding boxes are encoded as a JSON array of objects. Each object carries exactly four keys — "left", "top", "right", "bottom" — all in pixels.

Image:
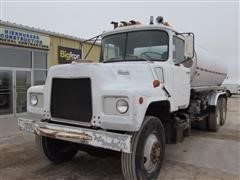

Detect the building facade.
[{"left": 0, "top": 20, "right": 100, "bottom": 116}]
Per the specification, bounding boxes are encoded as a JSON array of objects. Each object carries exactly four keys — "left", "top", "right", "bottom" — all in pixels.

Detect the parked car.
[{"left": 222, "top": 79, "right": 240, "bottom": 97}]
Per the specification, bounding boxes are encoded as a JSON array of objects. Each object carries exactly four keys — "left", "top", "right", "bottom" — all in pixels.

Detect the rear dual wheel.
[
  {"left": 208, "top": 97, "right": 227, "bottom": 132},
  {"left": 220, "top": 97, "right": 227, "bottom": 125},
  {"left": 226, "top": 90, "right": 231, "bottom": 97},
  {"left": 121, "top": 116, "right": 165, "bottom": 180}
]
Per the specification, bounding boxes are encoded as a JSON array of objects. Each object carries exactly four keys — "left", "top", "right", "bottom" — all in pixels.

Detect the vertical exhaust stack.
[{"left": 149, "top": 16, "right": 154, "bottom": 25}]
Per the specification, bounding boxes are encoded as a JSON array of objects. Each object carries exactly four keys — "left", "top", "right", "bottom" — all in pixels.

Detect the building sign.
[
  {"left": 0, "top": 27, "right": 50, "bottom": 49},
  {"left": 58, "top": 46, "right": 82, "bottom": 64}
]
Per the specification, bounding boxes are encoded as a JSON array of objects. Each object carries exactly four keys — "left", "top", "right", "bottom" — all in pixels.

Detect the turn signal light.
[{"left": 153, "top": 80, "right": 160, "bottom": 88}]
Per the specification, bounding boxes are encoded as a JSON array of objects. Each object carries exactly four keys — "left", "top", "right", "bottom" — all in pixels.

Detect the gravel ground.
[{"left": 0, "top": 96, "right": 239, "bottom": 180}]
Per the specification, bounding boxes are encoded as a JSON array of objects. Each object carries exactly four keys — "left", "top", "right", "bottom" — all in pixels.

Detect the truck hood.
[{"left": 46, "top": 62, "right": 155, "bottom": 89}]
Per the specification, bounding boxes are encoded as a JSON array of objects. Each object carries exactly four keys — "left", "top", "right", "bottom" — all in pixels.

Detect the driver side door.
[{"left": 172, "top": 35, "right": 191, "bottom": 109}]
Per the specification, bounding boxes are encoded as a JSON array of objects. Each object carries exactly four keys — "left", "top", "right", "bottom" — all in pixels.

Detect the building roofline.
[{"left": 0, "top": 20, "right": 100, "bottom": 45}]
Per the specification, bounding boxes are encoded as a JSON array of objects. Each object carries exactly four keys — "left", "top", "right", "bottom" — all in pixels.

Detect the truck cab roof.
[{"left": 102, "top": 24, "right": 177, "bottom": 37}]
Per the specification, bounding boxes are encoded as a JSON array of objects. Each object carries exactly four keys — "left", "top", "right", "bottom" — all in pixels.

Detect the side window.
[{"left": 173, "top": 36, "right": 185, "bottom": 64}]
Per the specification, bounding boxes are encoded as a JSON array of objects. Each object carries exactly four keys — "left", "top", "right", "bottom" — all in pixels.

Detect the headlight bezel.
[
  {"left": 30, "top": 94, "right": 38, "bottom": 106},
  {"left": 116, "top": 99, "right": 129, "bottom": 114}
]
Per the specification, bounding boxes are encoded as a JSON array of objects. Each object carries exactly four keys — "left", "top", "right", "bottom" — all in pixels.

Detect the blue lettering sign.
[{"left": 1, "top": 28, "right": 48, "bottom": 49}]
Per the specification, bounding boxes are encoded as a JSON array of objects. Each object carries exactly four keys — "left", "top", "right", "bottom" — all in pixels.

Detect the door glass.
[
  {"left": 16, "top": 71, "right": 31, "bottom": 113},
  {"left": 0, "top": 70, "right": 13, "bottom": 115}
]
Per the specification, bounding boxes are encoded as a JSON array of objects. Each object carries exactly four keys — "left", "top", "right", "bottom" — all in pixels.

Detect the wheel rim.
[{"left": 143, "top": 134, "right": 161, "bottom": 173}]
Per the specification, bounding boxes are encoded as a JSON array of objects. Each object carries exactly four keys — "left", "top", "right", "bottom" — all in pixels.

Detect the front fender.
[{"left": 133, "top": 87, "right": 169, "bottom": 130}]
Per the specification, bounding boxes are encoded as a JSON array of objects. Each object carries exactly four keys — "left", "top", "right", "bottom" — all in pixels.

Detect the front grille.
[{"left": 51, "top": 78, "right": 92, "bottom": 123}]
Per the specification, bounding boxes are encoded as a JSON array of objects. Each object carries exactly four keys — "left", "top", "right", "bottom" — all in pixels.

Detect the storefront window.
[
  {"left": 33, "top": 51, "right": 48, "bottom": 85},
  {"left": 33, "top": 51, "right": 47, "bottom": 69},
  {"left": 0, "top": 46, "right": 48, "bottom": 86},
  {"left": 33, "top": 70, "right": 47, "bottom": 85},
  {"left": 0, "top": 47, "right": 32, "bottom": 68}
]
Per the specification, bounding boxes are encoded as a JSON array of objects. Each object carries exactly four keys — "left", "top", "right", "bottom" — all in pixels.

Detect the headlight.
[
  {"left": 30, "top": 95, "right": 38, "bottom": 106},
  {"left": 116, "top": 99, "right": 129, "bottom": 114}
]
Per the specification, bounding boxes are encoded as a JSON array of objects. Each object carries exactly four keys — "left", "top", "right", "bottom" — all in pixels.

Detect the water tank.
[{"left": 184, "top": 46, "right": 227, "bottom": 87}]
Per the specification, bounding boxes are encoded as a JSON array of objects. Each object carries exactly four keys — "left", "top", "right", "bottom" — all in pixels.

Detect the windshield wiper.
[
  {"left": 139, "top": 56, "right": 154, "bottom": 63},
  {"left": 102, "top": 58, "right": 154, "bottom": 63},
  {"left": 102, "top": 57, "right": 124, "bottom": 63}
]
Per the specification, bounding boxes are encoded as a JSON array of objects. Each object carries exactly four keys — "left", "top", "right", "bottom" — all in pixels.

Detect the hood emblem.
[{"left": 117, "top": 70, "right": 130, "bottom": 75}]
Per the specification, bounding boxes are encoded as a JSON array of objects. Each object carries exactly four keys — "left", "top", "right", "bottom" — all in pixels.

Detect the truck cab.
[{"left": 18, "top": 17, "right": 226, "bottom": 180}]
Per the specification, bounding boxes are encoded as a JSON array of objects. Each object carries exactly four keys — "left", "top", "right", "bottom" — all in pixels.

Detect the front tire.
[
  {"left": 35, "top": 135, "right": 78, "bottom": 163},
  {"left": 121, "top": 116, "right": 165, "bottom": 180}
]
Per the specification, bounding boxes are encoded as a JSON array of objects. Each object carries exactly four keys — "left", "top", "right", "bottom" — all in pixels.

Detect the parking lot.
[{"left": 0, "top": 96, "right": 239, "bottom": 180}]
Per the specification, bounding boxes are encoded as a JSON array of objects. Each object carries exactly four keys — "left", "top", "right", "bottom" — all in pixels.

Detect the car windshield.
[{"left": 101, "top": 30, "right": 169, "bottom": 62}]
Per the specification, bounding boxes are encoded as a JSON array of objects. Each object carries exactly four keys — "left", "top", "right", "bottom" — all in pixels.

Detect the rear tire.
[
  {"left": 220, "top": 97, "right": 227, "bottom": 125},
  {"left": 35, "top": 135, "right": 78, "bottom": 163},
  {"left": 226, "top": 90, "right": 231, "bottom": 97},
  {"left": 121, "top": 116, "right": 165, "bottom": 180},
  {"left": 208, "top": 100, "right": 221, "bottom": 132}
]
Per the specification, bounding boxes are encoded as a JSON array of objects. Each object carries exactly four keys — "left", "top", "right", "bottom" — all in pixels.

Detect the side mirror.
[{"left": 184, "top": 33, "right": 194, "bottom": 59}]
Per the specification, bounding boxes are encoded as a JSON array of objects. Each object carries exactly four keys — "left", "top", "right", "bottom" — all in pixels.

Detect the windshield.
[{"left": 101, "top": 30, "right": 169, "bottom": 62}]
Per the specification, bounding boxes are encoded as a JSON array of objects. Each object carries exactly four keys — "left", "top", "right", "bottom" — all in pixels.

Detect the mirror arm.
[{"left": 174, "top": 57, "right": 192, "bottom": 66}]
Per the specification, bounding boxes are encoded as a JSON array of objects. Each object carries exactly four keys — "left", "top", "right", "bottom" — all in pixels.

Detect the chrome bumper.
[{"left": 18, "top": 117, "right": 132, "bottom": 153}]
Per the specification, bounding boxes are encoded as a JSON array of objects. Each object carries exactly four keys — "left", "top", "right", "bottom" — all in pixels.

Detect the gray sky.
[{"left": 1, "top": 1, "right": 239, "bottom": 82}]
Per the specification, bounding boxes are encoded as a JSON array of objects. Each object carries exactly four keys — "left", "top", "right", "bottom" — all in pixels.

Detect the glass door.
[
  {"left": 15, "top": 70, "right": 31, "bottom": 114},
  {"left": 0, "top": 70, "right": 13, "bottom": 115}
]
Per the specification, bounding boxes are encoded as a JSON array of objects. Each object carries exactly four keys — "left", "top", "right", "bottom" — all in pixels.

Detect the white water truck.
[{"left": 18, "top": 16, "right": 227, "bottom": 180}]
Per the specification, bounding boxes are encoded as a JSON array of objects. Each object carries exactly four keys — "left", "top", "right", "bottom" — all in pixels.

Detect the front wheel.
[
  {"left": 121, "top": 116, "right": 165, "bottom": 180},
  {"left": 35, "top": 135, "right": 78, "bottom": 163}
]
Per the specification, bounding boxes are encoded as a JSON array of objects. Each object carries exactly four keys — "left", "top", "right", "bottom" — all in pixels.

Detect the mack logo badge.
[{"left": 118, "top": 70, "right": 130, "bottom": 75}]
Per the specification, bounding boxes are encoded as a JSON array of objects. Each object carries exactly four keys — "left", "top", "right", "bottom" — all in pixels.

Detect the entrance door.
[
  {"left": 15, "top": 70, "right": 31, "bottom": 114},
  {"left": 0, "top": 69, "right": 31, "bottom": 116},
  {"left": 0, "top": 70, "right": 13, "bottom": 115}
]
